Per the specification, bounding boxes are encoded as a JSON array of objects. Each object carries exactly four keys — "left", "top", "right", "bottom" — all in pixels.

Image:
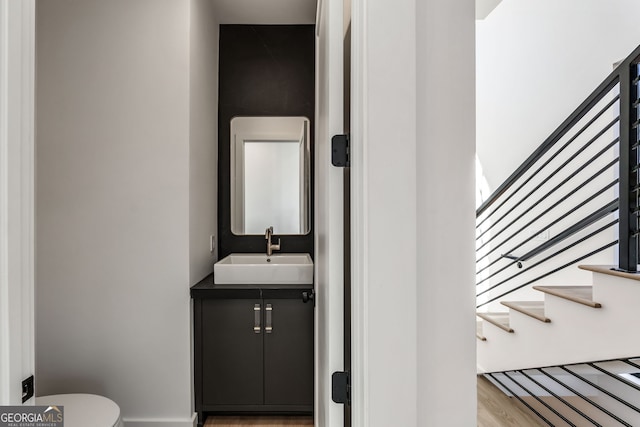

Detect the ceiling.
[
  {"left": 212, "top": 0, "right": 317, "bottom": 24},
  {"left": 212, "top": 0, "right": 500, "bottom": 25}
]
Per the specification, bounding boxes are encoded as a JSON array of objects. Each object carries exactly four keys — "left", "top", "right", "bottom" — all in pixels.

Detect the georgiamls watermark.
[{"left": 0, "top": 406, "right": 63, "bottom": 427}]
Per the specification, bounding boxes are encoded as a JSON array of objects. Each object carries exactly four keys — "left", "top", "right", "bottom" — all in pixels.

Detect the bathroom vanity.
[{"left": 191, "top": 275, "right": 314, "bottom": 424}]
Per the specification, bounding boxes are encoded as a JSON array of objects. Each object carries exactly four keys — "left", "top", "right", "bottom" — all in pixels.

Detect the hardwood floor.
[
  {"left": 204, "top": 416, "right": 313, "bottom": 426},
  {"left": 206, "top": 377, "right": 544, "bottom": 427},
  {"left": 477, "top": 375, "right": 546, "bottom": 427}
]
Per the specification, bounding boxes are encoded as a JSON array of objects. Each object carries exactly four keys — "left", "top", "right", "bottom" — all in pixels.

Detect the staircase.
[
  {"left": 477, "top": 43, "right": 640, "bottom": 424},
  {"left": 478, "top": 265, "right": 640, "bottom": 373}
]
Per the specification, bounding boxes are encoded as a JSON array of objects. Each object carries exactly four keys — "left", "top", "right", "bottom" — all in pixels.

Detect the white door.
[{"left": 0, "top": 0, "right": 36, "bottom": 406}]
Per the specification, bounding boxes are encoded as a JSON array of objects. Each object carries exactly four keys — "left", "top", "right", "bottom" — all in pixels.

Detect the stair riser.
[
  {"left": 479, "top": 293, "right": 640, "bottom": 372},
  {"left": 479, "top": 264, "right": 640, "bottom": 423},
  {"left": 477, "top": 316, "right": 512, "bottom": 341},
  {"left": 507, "top": 308, "right": 549, "bottom": 330},
  {"left": 479, "top": 268, "right": 640, "bottom": 373},
  {"left": 544, "top": 289, "right": 640, "bottom": 357},
  {"left": 591, "top": 271, "right": 640, "bottom": 306},
  {"left": 479, "top": 329, "right": 593, "bottom": 373}
]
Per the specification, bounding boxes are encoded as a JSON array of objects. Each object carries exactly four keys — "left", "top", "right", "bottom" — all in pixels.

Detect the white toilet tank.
[{"left": 35, "top": 394, "right": 123, "bottom": 427}]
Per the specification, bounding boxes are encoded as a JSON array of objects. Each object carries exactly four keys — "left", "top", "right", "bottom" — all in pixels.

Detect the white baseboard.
[{"left": 123, "top": 413, "right": 197, "bottom": 427}]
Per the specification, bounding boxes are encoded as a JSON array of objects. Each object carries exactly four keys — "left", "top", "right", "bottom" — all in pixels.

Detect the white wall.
[
  {"left": 36, "top": 1, "right": 203, "bottom": 425},
  {"left": 0, "top": 0, "right": 35, "bottom": 405},
  {"left": 314, "top": 0, "right": 346, "bottom": 425},
  {"left": 350, "top": 0, "right": 476, "bottom": 426},
  {"left": 477, "top": 0, "right": 640, "bottom": 190},
  {"left": 356, "top": 0, "right": 419, "bottom": 424},
  {"left": 189, "top": 0, "right": 218, "bottom": 282},
  {"left": 212, "top": 0, "right": 316, "bottom": 24},
  {"left": 476, "top": 0, "right": 502, "bottom": 20},
  {"left": 416, "top": 1, "right": 477, "bottom": 425}
]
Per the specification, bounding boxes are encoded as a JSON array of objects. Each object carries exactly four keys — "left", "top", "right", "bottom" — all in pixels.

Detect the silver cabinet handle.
[
  {"left": 265, "top": 304, "right": 273, "bottom": 333},
  {"left": 254, "top": 304, "right": 261, "bottom": 333}
]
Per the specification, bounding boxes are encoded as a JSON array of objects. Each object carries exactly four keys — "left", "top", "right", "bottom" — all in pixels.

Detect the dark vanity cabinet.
[
  {"left": 200, "top": 297, "right": 263, "bottom": 406},
  {"left": 192, "top": 276, "right": 314, "bottom": 424}
]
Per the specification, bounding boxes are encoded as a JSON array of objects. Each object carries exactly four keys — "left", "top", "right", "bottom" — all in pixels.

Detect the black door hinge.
[
  {"left": 331, "top": 134, "right": 350, "bottom": 167},
  {"left": 22, "top": 375, "right": 34, "bottom": 403},
  {"left": 332, "top": 371, "right": 350, "bottom": 405},
  {"left": 302, "top": 289, "right": 316, "bottom": 306}
]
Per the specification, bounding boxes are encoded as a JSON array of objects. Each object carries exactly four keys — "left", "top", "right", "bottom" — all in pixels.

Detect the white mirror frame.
[{"left": 230, "top": 116, "right": 310, "bottom": 235}]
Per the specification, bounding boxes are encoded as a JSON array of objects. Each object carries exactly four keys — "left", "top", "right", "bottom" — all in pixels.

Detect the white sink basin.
[{"left": 214, "top": 253, "right": 313, "bottom": 285}]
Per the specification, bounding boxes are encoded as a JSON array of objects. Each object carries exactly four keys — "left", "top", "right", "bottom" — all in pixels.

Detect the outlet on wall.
[{"left": 210, "top": 235, "right": 215, "bottom": 254}]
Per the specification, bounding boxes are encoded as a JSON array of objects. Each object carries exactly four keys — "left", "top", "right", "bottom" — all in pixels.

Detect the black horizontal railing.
[
  {"left": 488, "top": 356, "right": 640, "bottom": 426},
  {"left": 503, "top": 371, "right": 578, "bottom": 426},
  {"left": 477, "top": 222, "right": 618, "bottom": 307},
  {"left": 476, "top": 175, "right": 619, "bottom": 281},
  {"left": 476, "top": 110, "right": 620, "bottom": 235},
  {"left": 476, "top": 143, "right": 619, "bottom": 261},
  {"left": 476, "top": 43, "right": 640, "bottom": 307},
  {"left": 511, "top": 200, "right": 619, "bottom": 263},
  {"left": 538, "top": 369, "right": 631, "bottom": 426}
]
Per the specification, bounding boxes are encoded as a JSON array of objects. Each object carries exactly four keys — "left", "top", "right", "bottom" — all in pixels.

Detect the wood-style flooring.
[
  {"left": 204, "top": 416, "right": 313, "bottom": 426},
  {"left": 477, "top": 375, "right": 546, "bottom": 426},
  {"left": 205, "top": 376, "right": 544, "bottom": 427}
]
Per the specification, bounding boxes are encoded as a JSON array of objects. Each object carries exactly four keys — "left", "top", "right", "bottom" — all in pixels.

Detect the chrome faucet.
[{"left": 265, "top": 226, "right": 281, "bottom": 256}]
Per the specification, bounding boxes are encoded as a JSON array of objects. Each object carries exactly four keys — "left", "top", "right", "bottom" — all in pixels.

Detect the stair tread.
[
  {"left": 532, "top": 285, "right": 601, "bottom": 308},
  {"left": 501, "top": 301, "right": 551, "bottom": 323},
  {"left": 477, "top": 312, "right": 514, "bottom": 333},
  {"left": 579, "top": 264, "right": 640, "bottom": 281}
]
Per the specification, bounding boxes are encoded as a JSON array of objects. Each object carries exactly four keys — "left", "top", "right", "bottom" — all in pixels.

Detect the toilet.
[{"left": 35, "top": 394, "right": 123, "bottom": 427}]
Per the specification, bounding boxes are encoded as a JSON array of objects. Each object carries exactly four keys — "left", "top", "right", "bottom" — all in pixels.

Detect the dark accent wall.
[{"left": 218, "top": 25, "right": 315, "bottom": 258}]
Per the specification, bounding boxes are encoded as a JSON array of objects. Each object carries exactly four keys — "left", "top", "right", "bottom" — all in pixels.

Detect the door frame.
[
  {"left": 348, "top": 0, "right": 365, "bottom": 424},
  {"left": 0, "top": 0, "right": 36, "bottom": 406},
  {"left": 4, "top": 0, "right": 370, "bottom": 420},
  {"left": 314, "top": 0, "right": 347, "bottom": 425}
]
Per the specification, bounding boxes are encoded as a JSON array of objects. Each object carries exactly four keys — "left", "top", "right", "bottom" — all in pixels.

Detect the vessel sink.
[{"left": 214, "top": 253, "right": 313, "bottom": 285}]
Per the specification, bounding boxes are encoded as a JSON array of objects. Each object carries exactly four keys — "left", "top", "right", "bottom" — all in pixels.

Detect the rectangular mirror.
[{"left": 230, "top": 116, "right": 310, "bottom": 235}]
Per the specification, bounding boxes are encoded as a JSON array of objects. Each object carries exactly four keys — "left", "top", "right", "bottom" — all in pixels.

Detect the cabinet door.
[
  {"left": 263, "top": 297, "right": 314, "bottom": 406},
  {"left": 202, "top": 298, "right": 263, "bottom": 405}
]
